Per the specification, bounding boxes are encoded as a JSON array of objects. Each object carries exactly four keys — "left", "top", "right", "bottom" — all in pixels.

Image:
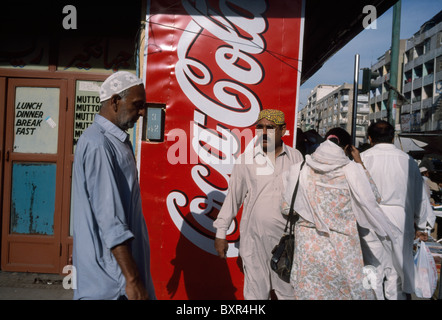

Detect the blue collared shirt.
[{"left": 72, "top": 114, "right": 156, "bottom": 300}]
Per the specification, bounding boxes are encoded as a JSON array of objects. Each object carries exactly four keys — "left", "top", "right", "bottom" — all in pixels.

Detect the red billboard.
[{"left": 141, "top": 0, "right": 305, "bottom": 300}]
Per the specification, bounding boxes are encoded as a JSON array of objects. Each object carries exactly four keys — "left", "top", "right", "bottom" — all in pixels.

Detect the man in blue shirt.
[{"left": 72, "top": 71, "right": 156, "bottom": 300}]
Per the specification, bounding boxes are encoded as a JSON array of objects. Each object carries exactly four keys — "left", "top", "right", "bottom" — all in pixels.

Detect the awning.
[
  {"left": 1, "top": 0, "right": 399, "bottom": 85},
  {"left": 398, "top": 131, "right": 442, "bottom": 154},
  {"left": 302, "top": 0, "right": 399, "bottom": 83},
  {"left": 395, "top": 136, "right": 426, "bottom": 153}
]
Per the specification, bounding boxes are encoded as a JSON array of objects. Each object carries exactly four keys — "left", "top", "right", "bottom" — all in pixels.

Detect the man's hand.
[
  {"left": 125, "top": 276, "right": 149, "bottom": 300},
  {"left": 111, "top": 242, "right": 149, "bottom": 300},
  {"left": 214, "top": 238, "right": 228, "bottom": 259},
  {"left": 346, "top": 145, "right": 365, "bottom": 169},
  {"left": 415, "top": 231, "right": 428, "bottom": 242}
]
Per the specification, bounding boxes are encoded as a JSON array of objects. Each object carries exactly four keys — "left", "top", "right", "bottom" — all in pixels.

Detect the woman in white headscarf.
[{"left": 282, "top": 128, "right": 400, "bottom": 300}]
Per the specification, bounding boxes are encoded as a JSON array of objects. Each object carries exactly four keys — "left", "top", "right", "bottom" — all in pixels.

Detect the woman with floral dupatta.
[{"left": 282, "top": 128, "right": 400, "bottom": 300}]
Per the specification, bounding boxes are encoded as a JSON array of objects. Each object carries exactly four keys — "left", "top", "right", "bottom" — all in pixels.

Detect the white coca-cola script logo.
[{"left": 166, "top": 0, "right": 267, "bottom": 256}]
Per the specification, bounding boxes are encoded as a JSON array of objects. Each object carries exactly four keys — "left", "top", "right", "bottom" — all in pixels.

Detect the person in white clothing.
[
  {"left": 420, "top": 166, "right": 441, "bottom": 205},
  {"left": 419, "top": 167, "right": 437, "bottom": 230},
  {"left": 213, "top": 109, "right": 303, "bottom": 300},
  {"left": 359, "top": 120, "right": 432, "bottom": 300}
]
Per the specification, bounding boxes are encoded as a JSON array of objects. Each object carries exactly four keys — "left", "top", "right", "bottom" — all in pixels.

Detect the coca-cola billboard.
[{"left": 141, "top": 0, "right": 304, "bottom": 299}]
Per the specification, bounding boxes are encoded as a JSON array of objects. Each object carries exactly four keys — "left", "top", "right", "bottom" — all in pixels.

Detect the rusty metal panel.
[{"left": 10, "top": 163, "right": 56, "bottom": 235}]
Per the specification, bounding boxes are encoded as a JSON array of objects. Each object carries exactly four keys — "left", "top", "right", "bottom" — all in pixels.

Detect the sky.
[{"left": 298, "top": 0, "right": 442, "bottom": 109}]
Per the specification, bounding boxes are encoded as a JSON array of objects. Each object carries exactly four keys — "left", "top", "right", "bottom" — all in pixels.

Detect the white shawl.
[
  {"left": 284, "top": 140, "right": 395, "bottom": 235},
  {"left": 283, "top": 140, "right": 403, "bottom": 275}
]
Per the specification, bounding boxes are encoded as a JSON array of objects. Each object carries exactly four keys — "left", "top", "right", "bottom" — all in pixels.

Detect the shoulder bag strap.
[{"left": 284, "top": 160, "right": 305, "bottom": 234}]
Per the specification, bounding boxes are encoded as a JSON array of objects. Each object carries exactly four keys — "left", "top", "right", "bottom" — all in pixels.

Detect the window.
[
  {"left": 73, "top": 80, "right": 103, "bottom": 149},
  {"left": 423, "top": 39, "right": 431, "bottom": 54},
  {"left": 14, "top": 86, "right": 60, "bottom": 154}
]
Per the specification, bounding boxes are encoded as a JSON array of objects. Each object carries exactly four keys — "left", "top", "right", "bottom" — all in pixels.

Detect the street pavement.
[
  {"left": 0, "top": 270, "right": 73, "bottom": 300},
  {"left": 0, "top": 270, "right": 434, "bottom": 300}
]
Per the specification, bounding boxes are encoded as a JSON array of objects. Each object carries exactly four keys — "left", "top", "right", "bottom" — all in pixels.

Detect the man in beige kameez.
[{"left": 213, "top": 109, "right": 303, "bottom": 300}]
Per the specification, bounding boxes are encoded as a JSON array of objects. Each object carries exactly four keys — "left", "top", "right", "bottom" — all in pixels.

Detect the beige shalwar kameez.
[{"left": 213, "top": 143, "right": 303, "bottom": 300}]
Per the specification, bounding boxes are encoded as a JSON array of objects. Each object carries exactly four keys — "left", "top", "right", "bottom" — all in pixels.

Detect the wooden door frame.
[
  {"left": 0, "top": 71, "right": 109, "bottom": 273},
  {"left": 59, "top": 78, "right": 76, "bottom": 271},
  {"left": 0, "top": 77, "right": 6, "bottom": 263},
  {"left": 1, "top": 78, "right": 68, "bottom": 273},
  {"left": 60, "top": 76, "right": 108, "bottom": 272}
]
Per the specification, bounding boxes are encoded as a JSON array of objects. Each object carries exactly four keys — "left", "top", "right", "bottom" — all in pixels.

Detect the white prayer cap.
[
  {"left": 99, "top": 71, "right": 144, "bottom": 102},
  {"left": 420, "top": 166, "right": 428, "bottom": 173}
]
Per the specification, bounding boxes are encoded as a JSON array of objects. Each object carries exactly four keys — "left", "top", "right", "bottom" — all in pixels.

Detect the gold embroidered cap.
[{"left": 257, "top": 109, "right": 285, "bottom": 125}]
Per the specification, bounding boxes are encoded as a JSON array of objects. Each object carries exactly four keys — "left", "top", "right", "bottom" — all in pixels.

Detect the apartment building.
[
  {"left": 400, "top": 11, "right": 442, "bottom": 132},
  {"left": 299, "top": 84, "right": 339, "bottom": 131},
  {"left": 368, "top": 40, "right": 407, "bottom": 126},
  {"left": 298, "top": 104, "right": 308, "bottom": 131},
  {"left": 299, "top": 83, "right": 369, "bottom": 146},
  {"left": 316, "top": 83, "right": 369, "bottom": 146}
]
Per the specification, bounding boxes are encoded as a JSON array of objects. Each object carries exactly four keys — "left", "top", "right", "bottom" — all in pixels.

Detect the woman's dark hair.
[{"left": 325, "top": 127, "right": 352, "bottom": 148}]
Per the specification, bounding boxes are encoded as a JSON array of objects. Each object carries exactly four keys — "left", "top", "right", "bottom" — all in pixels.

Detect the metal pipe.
[
  {"left": 388, "top": 0, "right": 401, "bottom": 126},
  {"left": 352, "top": 54, "right": 360, "bottom": 146}
]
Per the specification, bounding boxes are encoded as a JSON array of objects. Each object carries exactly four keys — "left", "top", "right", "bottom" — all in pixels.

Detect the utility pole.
[
  {"left": 388, "top": 0, "right": 401, "bottom": 126},
  {"left": 352, "top": 54, "right": 360, "bottom": 146}
]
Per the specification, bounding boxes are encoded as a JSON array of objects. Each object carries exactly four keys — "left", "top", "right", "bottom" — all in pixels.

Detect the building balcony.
[
  {"left": 401, "top": 104, "right": 411, "bottom": 113},
  {"left": 423, "top": 73, "right": 434, "bottom": 86},
  {"left": 372, "top": 58, "right": 385, "bottom": 72},
  {"left": 357, "top": 106, "right": 370, "bottom": 113},
  {"left": 412, "top": 96, "right": 421, "bottom": 103},
  {"left": 374, "top": 110, "right": 387, "bottom": 119},
  {"left": 404, "top": 60, "right": 413, "bottom": 72},
  {"left": 414, "top": 55, "right": 424, "bottom": 67},
  {"left": 437, "top": 70, "right": 442, "bottom": 83},
  {"left": 356, "top": 119, "right": 369, "bottom": 125},
  {"left": 413, "top": 77, "right": 423, "bottom": 89},
  {"left": 358, "top": 95, "right": 369, "bottom": 103},
  {"left": 422, "top": 50, "right": 435, "bottom": 64},
  {"left": 412, "top": 101, "right": 421, "bottom": 111},
  {"left": 422, "top": 98, "right": 433, "bottom": 109}
]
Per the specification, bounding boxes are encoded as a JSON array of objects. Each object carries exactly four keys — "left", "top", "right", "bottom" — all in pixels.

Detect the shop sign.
[{"left": 142, "top": 0, "right": 305, "bottom": 299}]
